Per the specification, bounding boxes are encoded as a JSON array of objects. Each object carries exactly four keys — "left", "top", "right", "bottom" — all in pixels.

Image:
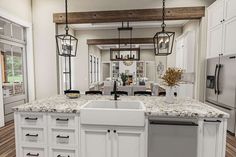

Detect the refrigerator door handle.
[
  {"left": 217, "top": 64, "right": 222, "bottom": 94},
  {"left": 214, "top": 64, "right": 219, "bottom": 94}
]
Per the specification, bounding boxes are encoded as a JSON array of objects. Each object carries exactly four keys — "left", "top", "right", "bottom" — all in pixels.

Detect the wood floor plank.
[{"left": 0, "top": 121, "right": 236, "bottom": 157}]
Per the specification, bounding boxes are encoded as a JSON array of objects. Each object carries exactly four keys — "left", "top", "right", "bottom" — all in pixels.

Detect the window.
[
  {"left": 0, "top": 18, "right": 24, "bottom": 42},
  {"left": 0, "top": 42, "right": 25, "bottom": 98},
  {"left": 89, "top": 55, "right": 92, "bottom": 83},
  {"left": 97, "top": 58, "right": 100, "bottom": 82},
  {"left": 89, "top": 55, "right": 100, "bottom": 84},
  {"left": 93, "top": 57, "right": 97, "bottom": 82}
]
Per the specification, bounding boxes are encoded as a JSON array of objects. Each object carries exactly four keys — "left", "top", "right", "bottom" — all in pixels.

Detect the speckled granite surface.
[{"left": 13, "top": 95, "right": 229, "bottom": 118}]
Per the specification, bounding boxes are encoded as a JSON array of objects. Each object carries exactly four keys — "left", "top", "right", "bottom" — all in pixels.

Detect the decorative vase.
[
  {"left": 165, "top": 86, "right": 175, "bottom": 104},
  {"left": 122, "top": 81, "right": 126, "bottom": 86}
]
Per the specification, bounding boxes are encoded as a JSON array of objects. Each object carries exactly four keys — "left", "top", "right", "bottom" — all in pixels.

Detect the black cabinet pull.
[
  {"left": 56, "top": 118, "right": 69, "bottom": 121},
  {"left": 57, "top": 155, "right": 70, "bottom": 157},
  {"left": 25, "top": 117, "right": 38, "bottom": 121},
  {"left": 107, "top": 130, "right": 110, "bottom": 133},
  {"left": 25, "top": 133, "right": 39, "bottom": 137},
  {"left": 56, "top": 135, "right": 69, "bottom": 139},
  {"left": 204, "top": 120, "right": 221, "bottom": 123},
  {"left": 26, "top": 153, "right": 39, "bottom": 156},
  {"left": 149, "top": 120, "right": 198, "bottom": 126},
  {"left": 113, "top": 130, "right": 117, "bottom": 133}
]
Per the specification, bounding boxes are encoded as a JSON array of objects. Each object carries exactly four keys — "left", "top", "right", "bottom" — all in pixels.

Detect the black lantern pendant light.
[
  {"left": 56, "top": 0, "right": 78, "bottom": 57},
  {"left": 153, "top": 0, "right": 175, "bottom": 56}
]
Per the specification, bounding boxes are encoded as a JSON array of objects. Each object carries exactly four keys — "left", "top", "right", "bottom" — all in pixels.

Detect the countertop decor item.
[
  {"left": 64, "top": 90, "right": 80, "bottom": 99},
  {"left": 120, "top": 73, "right": 128, "bottom": 86},
  {"left": 153, "top": 0, "right": 175, "bottom": 56},
  {"left": 162, "top": 68, "right": 183, "bottom": 103}
]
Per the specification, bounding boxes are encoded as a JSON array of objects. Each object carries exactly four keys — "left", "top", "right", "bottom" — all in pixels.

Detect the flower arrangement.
[{"left": 162, "top": 68, "right": 183, "bottom": 87}]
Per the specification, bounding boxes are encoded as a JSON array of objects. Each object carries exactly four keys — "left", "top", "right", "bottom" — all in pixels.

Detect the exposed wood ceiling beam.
[
  {"left": 87, "top": 38, "right": 153, "bottom": 45},
  {"left": 53, "top": 7, "right": 205, "bottom": 24}
]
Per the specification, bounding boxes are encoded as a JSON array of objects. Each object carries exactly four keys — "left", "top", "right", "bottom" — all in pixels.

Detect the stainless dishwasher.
[{"left": 148, "top": 120, "right": 198, "bottom": 157}]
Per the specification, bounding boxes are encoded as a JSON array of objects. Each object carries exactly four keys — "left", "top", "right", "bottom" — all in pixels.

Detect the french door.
[{"left": 0, "top": 40, "right": 28, "bottom": 122}]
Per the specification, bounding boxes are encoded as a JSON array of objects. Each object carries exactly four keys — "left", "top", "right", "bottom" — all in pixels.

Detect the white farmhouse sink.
[{"left": 80, "top": 100, "right": 146, "bottom": 126}]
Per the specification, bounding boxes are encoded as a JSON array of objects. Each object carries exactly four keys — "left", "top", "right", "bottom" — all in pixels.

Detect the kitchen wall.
[
  {"left": 0, "top": 0, "right": 32, "bottom": 22},
  {"left": 182, "top": 19, "right": 207, "bottom": 102},
  {"left": 31, "top": 0, "right": 215, "bottom": 99}
]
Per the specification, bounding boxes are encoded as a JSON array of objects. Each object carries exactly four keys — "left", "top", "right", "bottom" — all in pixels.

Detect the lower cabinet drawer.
[
  {"left": 20, "top": 113, "right": 45, "bottom": 126},
  {"left": 21, "top": 147, "right": 46, "bottom": 157},
  {"left": 51, "top": 148, "right": 76, "bottom": 157},
  {"left": 21, "top": 128, "right": 45, "bottom": 145},
  {"left": 51, "top": 129, "right": 76, "bottom": 147}
]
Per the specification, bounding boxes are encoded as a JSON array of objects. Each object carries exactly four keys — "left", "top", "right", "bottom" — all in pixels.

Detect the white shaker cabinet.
[
  {"left": 223, "top": 17, "right": 236, "bottom": 56},
  {"left": 80, "top": 125, "right": 146, "bottom": 157},
  {"left": 175, "top": 31, "right": 195, "bottom": 73},
  {"left": 113, "top": 128, "right": 145, "bottom": 157},
  {"left": 80, "top": 126, "right": 112, "bottom": 157},
  {"left": 207, "top": 0, "right": 236, "bottom": 58},
  {"left": 207, "top": 0, "right": 224, "bottom": 30},
  {"left": 199, "top": 119, "right": 227, "bottom": 157},
  {"left": 207, "top": 24, "right": 223, "bottom": 58}
]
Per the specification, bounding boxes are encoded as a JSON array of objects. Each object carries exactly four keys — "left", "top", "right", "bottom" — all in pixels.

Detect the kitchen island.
[{"left": 13, "top": 95, "right": 229, "bottom": 157}]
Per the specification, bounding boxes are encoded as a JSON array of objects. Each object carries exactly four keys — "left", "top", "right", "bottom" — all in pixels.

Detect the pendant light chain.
[
  {"left": 65, "top": 0, "right": 69, "bottom": 35},
  {"left": 161, "top": 0, "right": 166, "bottom": 32}
]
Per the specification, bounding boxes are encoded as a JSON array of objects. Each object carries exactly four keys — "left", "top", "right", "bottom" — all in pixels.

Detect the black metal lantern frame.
[
  {"left": 110, "top": 22, "right": 140, "bottom": 61},
  {"left": 56, "top": 0, "right": 78, "bottom": 57},
  {"left": 153, "top": 0, "right": 175, "bottom": 56},
  {"left": 56, "top": 0, "right": 78, "bottom": 91}
]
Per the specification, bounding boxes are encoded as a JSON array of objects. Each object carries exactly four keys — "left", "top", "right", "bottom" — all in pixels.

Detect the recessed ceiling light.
[{"left": 0, "top": 27, "right": 3, "bottom": 30}]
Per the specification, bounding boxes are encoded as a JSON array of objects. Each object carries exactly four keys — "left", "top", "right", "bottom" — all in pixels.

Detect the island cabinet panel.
[
  {"left": 80, "top": 125, "right": 147, "bottom": 157},
  {"left": 113, "top": 128, "right": 145, "bottom": 157},
  {"left": 14, "top": 112, "right": 80, "bottom": 157},
  {"left": 199, "top": 119, "right": 227, "bottom": 157},
  {"left": 80, "top": 126, "right": 112, "bottom": 157}
]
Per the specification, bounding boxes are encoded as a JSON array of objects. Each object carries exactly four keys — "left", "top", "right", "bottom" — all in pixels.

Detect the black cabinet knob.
[
  {"left": 107, "top": 130, "right": 110, "bottom": 133},
  {"left": 113, "top": 130, "right": 117, "bottom": 133}
]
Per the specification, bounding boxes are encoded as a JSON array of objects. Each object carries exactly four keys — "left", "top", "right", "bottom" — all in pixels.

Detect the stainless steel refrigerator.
[{"left": 206, "top": 54, "right": 236, "bottom": 134}]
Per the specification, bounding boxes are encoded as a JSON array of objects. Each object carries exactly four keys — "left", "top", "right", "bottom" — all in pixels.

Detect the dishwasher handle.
[{"left": 149, "top": 120, "right": 198, "bottom": 126}]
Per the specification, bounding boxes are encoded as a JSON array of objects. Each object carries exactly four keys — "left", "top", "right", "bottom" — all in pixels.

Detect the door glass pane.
[
  {"left": 12, "top": 46, "right": 24, "bottom": 95},
  {"left": 12, "top": 23, "right": 24, "bottom": 41},
  {"left": 0, "top": 43, "right": 14, "bottom": 98},
  {"left": 0, "top": 18, "right": 11, "bottom": 38}
]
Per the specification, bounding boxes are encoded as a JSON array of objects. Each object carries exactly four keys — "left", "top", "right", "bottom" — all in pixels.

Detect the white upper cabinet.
[
  {"left": 207, "top": 0, "right": 236, "bottom": 58},
  {"left": 224, "top": 0, "right": 236, "bottom": 21},
  {"left": 223, "top": 17, "right": 236, "bottom": 56},
  {"left": 207, "top": 25, "right": 223, "bottom": 58},
  {"left": 208, "top": 0, "right": 224, "bottom": 30},
  {"left": 176, "top": 31, "right": 195, "bottom": 73}
]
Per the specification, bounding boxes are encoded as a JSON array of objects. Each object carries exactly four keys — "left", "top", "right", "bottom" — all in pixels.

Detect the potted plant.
[
  {"left": 120, "top": 73, "right": 128, "bottom": 86},
  {"left": 162, "top": 68, "right": 183, "bottom": 103}
]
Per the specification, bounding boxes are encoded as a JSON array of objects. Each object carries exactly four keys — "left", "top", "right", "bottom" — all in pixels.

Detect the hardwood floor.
[
  {"left": 0, "top": 121, "right": 236, "bottom": 157},
  {"left": 0, "top": 121, "right": 16, "bottom": 157}
]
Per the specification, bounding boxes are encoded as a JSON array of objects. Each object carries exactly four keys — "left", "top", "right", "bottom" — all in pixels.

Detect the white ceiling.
[{"left": 71, "top": 20, "right": 189, "bottom": 30}]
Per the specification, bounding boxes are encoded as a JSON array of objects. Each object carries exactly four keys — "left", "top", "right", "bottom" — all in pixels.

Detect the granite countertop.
[{"left": 13, "top": 95, "right": 229, "bottom": 118}]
